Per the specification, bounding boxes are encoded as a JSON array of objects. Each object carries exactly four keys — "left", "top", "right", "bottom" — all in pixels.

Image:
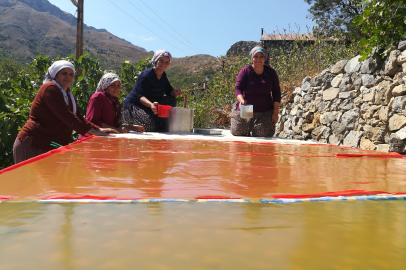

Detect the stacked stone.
[{"left": 275, "top": 41, "right": 406, "bottom": 154}]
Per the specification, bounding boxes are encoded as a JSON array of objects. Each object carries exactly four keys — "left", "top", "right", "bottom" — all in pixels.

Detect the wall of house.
[{"left": 274, "top": 42, "right": 406, "bottom": 154}]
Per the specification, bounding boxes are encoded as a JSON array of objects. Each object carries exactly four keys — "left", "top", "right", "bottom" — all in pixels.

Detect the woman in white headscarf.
[
  {"left": 13, "top": 60, "right": 118, "bottom": 164},
  {"left": 122, "top": 50, "right": 182, "bottom": 132},
  {"left": 79, "top": 73, "right": 144, "bottom": 140}
]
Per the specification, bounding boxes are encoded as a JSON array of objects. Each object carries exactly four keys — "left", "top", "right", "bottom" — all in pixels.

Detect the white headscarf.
[
  {"left": 43, "top": 60, "right": 77, "bottom": 114},
  {"left": 151, "top": 50, "right": 172, "bottom": 67},
  {"left": 95, "top": 73, "right": 121, "bottom": 93}
]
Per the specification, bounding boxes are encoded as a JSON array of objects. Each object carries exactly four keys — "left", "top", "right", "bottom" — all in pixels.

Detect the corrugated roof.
[{"left": 260, "top": 34, "right": 315, "bottom": 41}]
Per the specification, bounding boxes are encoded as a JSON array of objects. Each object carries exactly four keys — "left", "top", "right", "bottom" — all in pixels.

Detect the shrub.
[
  {"left": 0, "top": 53, "right": 152, "bottom": 170},
  {"left": 186, "top": 32, "right": 358, "bottom": 129}
]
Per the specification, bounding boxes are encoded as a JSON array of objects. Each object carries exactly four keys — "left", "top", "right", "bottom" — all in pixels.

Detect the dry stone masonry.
[{"left": 275, "top": 42, "right": 406, "bottom": 154}]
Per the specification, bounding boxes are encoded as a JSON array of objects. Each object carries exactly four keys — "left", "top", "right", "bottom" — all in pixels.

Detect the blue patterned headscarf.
[
  {"left": 249, "top": 46, "right": 269, "bottom": 64},
  {"left": 151, "top": 50, "right": 173, "bottom": 67}
]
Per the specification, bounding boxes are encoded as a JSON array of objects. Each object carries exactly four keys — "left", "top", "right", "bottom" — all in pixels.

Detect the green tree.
[
  {"left": 0, "top": 53, "right": 153, "bottom": 170},
  {"left": 304, "top": 0, "right": 365, "bottom": 38},
  {"left": 353, "top": 0, "right": 406, "bottom": 61}
]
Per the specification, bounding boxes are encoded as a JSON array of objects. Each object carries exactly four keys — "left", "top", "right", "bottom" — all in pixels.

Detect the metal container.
[{"left": 166, "top": 107, "right": 195, "bottom": 133}]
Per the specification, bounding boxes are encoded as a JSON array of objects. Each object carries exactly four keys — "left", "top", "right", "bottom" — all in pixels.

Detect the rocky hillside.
[
  {"left": 0, "top": 0, "right": 149, "bottom": 70},
  {"left": 226, "top": 41, "right": 259, "bottom": 57},
  {"left": 170, "top": 54, "right": 222, "bottom": 73}
]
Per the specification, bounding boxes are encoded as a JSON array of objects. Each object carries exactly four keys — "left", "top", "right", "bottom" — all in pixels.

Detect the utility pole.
[{"left": 70, "top": 0, "right": 83, "bottom": 59}]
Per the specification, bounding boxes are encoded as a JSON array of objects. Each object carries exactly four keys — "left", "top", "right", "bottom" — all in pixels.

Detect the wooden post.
[
  {"left": 76, "top": 0, "right": 84, "bottom": 60},
  {"left": 183, "top": 94, "right": 187, "bottom": 108}
]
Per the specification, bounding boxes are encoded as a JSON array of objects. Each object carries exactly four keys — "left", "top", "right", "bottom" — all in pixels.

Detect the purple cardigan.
[{"left": 234, "top": 65, "right": 281, "bottom": 112}]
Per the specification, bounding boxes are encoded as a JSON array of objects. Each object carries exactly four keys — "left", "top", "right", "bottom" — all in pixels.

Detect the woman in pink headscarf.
[{"left": 79, "top": 73, "right": 145, "bottom": 140}]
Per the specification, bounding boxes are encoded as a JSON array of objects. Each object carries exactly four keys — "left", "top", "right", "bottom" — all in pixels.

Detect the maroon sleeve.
[
  {"left": 270, "top": 68, "right": 281, "bottom": 103},
  {"left": 235, "top": 66, "right": 248, "bottom": 97},
  {"left": 77, "top": 107, "right": 100, "bottom": 130},
  {"left": 84, "top": 94, "right": 104, "bottom": 127},
  {"left": 42, "top": 85, "right": 94, "bottom": 135}
]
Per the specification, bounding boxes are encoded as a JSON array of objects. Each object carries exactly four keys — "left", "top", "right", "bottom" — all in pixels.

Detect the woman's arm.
[
  {"left": 84, "top": 94, "right": 104, "bottom": 127},
  {"left": 235, "top": 67, "right": 248, "bottom": 104},
  {"left": 43, "top": 85, "right": 96, "bottom": 135},
  {"left": 272, "top": 102, "right": 280, "bottom": 125},
  {"left": 140, "top": 96, "right": 158, "bottom": 114}
]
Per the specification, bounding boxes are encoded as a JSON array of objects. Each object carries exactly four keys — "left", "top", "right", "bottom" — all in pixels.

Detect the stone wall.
[{"left": 274, "top": 41, "right": 406, "bottom": 154}]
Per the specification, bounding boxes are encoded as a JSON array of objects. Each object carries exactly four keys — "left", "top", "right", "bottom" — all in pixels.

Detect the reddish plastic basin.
[{"left": 158, "top": 105, "right": 171, "bottom": 118}]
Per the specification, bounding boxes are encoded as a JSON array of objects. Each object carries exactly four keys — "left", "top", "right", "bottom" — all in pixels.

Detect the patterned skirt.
[
  {"left": 122, "top": 96, "right": 176, "bottom": 132},
  {"left": 13, "top": 136, "right": 48, "bottom": 164},
  {"left": 230, "top": 102, "right": 275, "bottom": 137}
]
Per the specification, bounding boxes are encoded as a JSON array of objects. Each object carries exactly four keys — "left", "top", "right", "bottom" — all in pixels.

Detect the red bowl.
[{"left": 157, "top": 105, "right": 171, "bottom": 118}]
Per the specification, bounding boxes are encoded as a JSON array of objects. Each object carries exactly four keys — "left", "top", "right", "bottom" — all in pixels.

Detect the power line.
[
  {"left": 0, "top": 0, "right": 19, "bottom": 15},
  {"left": 127, "top": 0, "right": 198, "bottom": 55},
  {"left": 138, "top": 0, "right": 204, "bottom": 54},
  {"left": 108, "top": 0, "right": 187, "bottom": 55}
]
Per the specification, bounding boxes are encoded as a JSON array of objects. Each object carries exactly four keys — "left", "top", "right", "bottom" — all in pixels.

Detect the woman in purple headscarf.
[
  {"left": 79, "top": 72, "right": 145, "bottom": 139},
  {"left": 122, "top": 50, "right": 182, "bottom": 132},
  {"left": 230, "top": 46, "right": 281, "bottom": 137}
]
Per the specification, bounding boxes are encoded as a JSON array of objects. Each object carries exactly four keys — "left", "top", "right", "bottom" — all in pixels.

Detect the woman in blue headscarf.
[{"left": 122, "top": 50, "right": 182, "bottom": 132}]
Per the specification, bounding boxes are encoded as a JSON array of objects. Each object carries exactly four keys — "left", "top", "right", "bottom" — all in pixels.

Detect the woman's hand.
[
  {"left": 272, "top": 113, "right": 279, "bottom": 125},
  {"left": 151, "top": 102, "right": 158, "bottom": 114},
  {"left": 120, "top": 125, "right": 145, "bottom": 133},
  {"left": 172, "top": 89, "right": 182, "bottom": 97},
  {"left": 239, "top": 99, "right": 246, "bottom": 109},
  {"left": 88, "top": 128, "right": 117, "bottom": 137},
  {"left": 99, "top": 128, "right": 120, "bottom": 134},
  {"left": 132, "top": 125, "right": 145, "bottom": 133},
  {"left": 237, "top": 94, "right": 245, "bottom": 108}
]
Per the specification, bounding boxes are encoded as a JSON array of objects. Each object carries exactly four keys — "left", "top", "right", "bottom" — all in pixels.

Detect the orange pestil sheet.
[{"left": 1, "top": 137, "right": 405, "bottom": 200}]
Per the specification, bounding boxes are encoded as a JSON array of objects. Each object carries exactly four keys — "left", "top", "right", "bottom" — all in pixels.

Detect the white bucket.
[
  {"left": 166, "top": 107, "right": 195, "bottom": 132},
  {"left": 240, "top": 105, "right": 253, "bottom": 119}
]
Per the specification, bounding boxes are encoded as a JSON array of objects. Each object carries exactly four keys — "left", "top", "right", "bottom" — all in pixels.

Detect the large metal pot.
[{"left": 165, "top": 107, "right": 195, "bottom": 133}]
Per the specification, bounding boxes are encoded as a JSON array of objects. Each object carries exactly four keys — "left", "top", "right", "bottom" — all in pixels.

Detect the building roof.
[{"left": 260, "top": 33, "right": 315, "bottom": 41}]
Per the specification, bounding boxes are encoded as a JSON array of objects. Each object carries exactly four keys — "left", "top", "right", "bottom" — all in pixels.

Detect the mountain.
[
  {"left": 0, "top": 0, "right": 150, "bottom": 70},
  {"left": 16, "top": 0, "right": 108, "bottom": 33},
  {"left": 170, "top": 54, "right": 222, "bottom": 73},
  {"left": 0, "top": 0, "right": 250, "bottom": 81}
]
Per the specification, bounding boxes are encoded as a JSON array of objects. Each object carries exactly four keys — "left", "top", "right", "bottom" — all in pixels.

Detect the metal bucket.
[{"left": 166, "top": 107, "right": 195, "bottom": 133}]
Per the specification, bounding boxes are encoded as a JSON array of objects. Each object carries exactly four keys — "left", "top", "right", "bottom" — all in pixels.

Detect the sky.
[{"left": 47, "top": 0, "right": 316, "bottom": 58}]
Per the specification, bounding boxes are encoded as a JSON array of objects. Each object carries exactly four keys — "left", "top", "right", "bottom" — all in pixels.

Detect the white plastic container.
[{"left": 240, "top": 105, "right": 253, "bottom": 119}]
